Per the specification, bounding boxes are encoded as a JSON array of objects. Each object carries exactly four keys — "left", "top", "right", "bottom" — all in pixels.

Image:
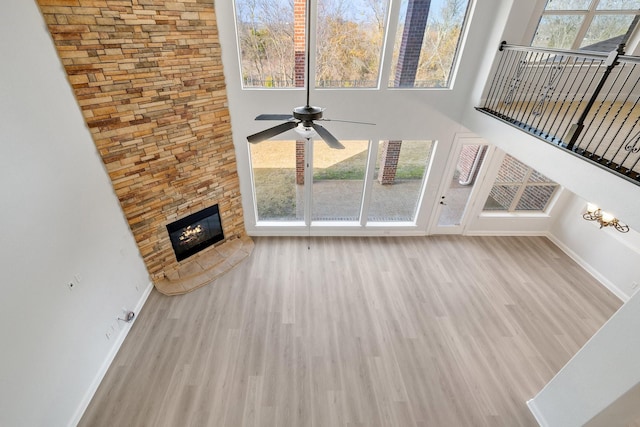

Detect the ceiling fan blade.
[
  {"left": 247, "top": 121, "right": 298, "bottom": 143},
  {"left": 255, "top": 114, "right": 294, "bottom": 121},
  {"left": 319, "top": 118, "right": 376, "bottom": 125},
  {"left": 311, "top": 123, "right": 345, "bottom": 149}
]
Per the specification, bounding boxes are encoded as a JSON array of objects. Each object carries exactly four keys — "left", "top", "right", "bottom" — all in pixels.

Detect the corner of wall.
[
  {"left": 545, "top": 232, "right": 629, "bottom": 302},
  {"left": 527, "top": 399, "right": 549, "bottom": 427}
]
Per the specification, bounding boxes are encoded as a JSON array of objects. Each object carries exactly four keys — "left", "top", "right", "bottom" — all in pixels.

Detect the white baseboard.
[
  {"left": 69, "top": 281, "right": 154, "bottom": 427},
  {"left": 465, "top": 230, "right": 548, "bottom": 236},
  {"left": 546, "top": 233, "right": 628, "bottom": 302},
  {"left": 527, "top": 399, "right": 549, "bottom": 427}
]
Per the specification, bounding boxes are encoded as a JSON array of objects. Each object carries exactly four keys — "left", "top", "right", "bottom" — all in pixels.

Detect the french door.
[{"left": 430, "top": 137, "right": 491, "bottom": 234}]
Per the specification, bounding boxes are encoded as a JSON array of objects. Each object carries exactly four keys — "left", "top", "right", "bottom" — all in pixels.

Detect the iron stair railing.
[{"left": 477, "top": 41, "right": 640, "bottom": 185}]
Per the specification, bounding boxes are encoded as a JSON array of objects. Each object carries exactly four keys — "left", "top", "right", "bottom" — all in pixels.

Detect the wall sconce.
[{"left": 583, "top": 203, "right": 629, "bottom": 233}]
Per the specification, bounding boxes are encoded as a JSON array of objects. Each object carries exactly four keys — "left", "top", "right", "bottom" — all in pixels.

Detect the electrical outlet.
[
  {"left": 74, "top": 273, "right": 82, "bottom": 284},
  {"left": 105, "top": 322, "right": 117, "bottom": 340}
]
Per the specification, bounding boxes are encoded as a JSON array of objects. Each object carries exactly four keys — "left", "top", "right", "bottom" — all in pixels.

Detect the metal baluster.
[
  {"left": 506, "top": 51, "right": 538, "bottom": 122},
  {"left": 503, "top": 55, "right": 526, "bottom": 108},
  {"left": 625, "top": 132, "right": 640, "bottom": 179},
  {"left": 549, "top": 57, "right": 594, "bottom": 143},
  {"left": 520, "top": 51, "right": 549, "bottom": 128},
  {"left": 564, "top": 45, "right": 624, "bottom": 151},
  {"left": 587, "top": 63, "right": 632, "bottom": 161},
  {"left": 493, "top": 49, "right": 521, "bottom": 117},
  {"left": 614, "top": 65, "right": 640, "bottom": 173},
  {"left": 539, "top": 54, "right": 572, "bottom": 141},
  {"left": 484, "top": 44, "right": 510, "bottom": 112},
  {"left": 527, "top": 53, "right": 562, "bottom": 133},
  {"left": 489, "top": 47, "right": 516, "bottom": 112}
]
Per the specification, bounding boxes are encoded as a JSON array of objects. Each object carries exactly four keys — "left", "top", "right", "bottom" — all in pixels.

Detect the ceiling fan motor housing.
[{"left": 293, "top": 106, "right": 323, "bottom": 125}]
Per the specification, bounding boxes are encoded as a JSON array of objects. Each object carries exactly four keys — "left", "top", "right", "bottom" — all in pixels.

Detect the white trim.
[
  {"left": 68, "top": 281, "right": 154, "bottom": 427},
  {"left": 534, "top": 0, "right": 640, "bottom": 51},
  {"left": 465, "top": 230, "right": 548, "bottom": 236},
  {"left": 248, "top": 224, "right": 427, "bottom": 237},
  {"left": 546, "top": 232, "right": 628, "bottom": 302},
  {"left": 527, "top": 399, "right": 550, "bottom": 427}
]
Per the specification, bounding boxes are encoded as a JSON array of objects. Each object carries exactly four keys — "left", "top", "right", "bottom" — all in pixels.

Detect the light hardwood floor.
[{"left": 80, "top": 236, "right": 622, "bottom": 427}]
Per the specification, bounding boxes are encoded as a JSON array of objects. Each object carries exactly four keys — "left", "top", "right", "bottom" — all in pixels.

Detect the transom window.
[
  {"left": 235, "top": 1, "right": 295, "bottom": 87},
  {"left": 531, "top": 0, "right": 640, "bottom": 52},
  {"left": 234, "top": 0, "right": 472, "bottom": 89},
  {"left": 316, "top": 0, "right": 388, "bottom": 88},
  {"left": 389, "top": 0, "right": 471, "bottom": 88}
]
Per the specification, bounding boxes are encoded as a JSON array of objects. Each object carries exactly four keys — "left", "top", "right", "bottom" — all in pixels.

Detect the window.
[
  {"left": 250, "top": 140, "right": 302, "bottom": 221},
  {"left": 368, "top": 140, "right": 433, "bottom": 221},
  {"left": 531, "top": 0, "right": 640, "bottom": 52},
  {"left": 249, "top": 139, "right": 433, "bottom": 224},
  {"left": 234, "top": 0, "right": 295, "bottom": 88},
  {"left": 316, "top": 0, "right": 389, "bottom": 88},
  {"left": 234, "top": 0, "right": 473, "bottom": 89},
  {"left": 483, "top": 155, "right": 559, "bottom": 212},
  {"left": 389, "top": 0, "right": 471, "bottom": 88}
]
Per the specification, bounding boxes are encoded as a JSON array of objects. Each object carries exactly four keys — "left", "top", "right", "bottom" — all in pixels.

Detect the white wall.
[
  {"left": 0, "top": 2, "right": 152, "bottom": 426},
  {"left": 549, "top": 193, "right": 640, "bottom": 301},
  {"left": 528, "top": 287, "right": 640, "bottom": 427}
]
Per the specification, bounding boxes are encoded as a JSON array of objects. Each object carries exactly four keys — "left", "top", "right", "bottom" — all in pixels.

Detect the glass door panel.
[
  {"left": 312, "top": 140, "right": 369, "bottom": 221},
  {"left": 436, "top": 143, "right": 487, "bottom": 228},
  {"left": 367, "top": 140, "right": 433, "bottom": 222},
  {"left": 250, "top": 140, "right": 303, "bottom": 221}
]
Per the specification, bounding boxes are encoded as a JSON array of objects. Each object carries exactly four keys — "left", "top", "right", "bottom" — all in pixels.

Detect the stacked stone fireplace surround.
[{"left": 37, "top": 0, "right": 249, "bottom": 293}]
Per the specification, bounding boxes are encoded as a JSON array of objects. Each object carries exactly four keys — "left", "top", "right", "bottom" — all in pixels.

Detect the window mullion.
[
  {"left": 359, "top": 140, "right": 378, "bottom": 226},
  {"left": 508, "top": 169, "right": 532, "bottom": 212},
  {"left": 572, "top": 13, "right": 595, "bottom": 49}
]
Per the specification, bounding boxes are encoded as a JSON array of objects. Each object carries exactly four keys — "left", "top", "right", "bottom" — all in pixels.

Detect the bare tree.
[
  {"left": 316, "top": 0, "right": 386, "bottom": 86},
  {"left": 236, "top": 0, "right": 295, "bottom": 86},
  {"left": 417, "top": 0, "right": 468, "bottom": 86},
  {"left": 237, "top": 0, "right": 387, "bottom": 87}
]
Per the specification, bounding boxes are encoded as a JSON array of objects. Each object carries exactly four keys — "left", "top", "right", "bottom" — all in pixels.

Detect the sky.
[{"left": 235, "top": 0, "right": 456, "bottom": 24}]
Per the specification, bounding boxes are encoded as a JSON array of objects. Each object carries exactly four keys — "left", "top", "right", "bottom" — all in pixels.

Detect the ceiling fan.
[{"left": 246, "top": 1, "right": 374, "bottom": 150}]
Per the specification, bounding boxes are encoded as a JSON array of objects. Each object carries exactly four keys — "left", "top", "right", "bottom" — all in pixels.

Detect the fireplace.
[{"left": 166, "top": 205, "right": 224, "bottom": 262}]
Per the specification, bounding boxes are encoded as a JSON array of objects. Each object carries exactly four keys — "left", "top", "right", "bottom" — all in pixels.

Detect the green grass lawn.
[
  {"left": 252, "top": 141, "right": 433, "bottom": 219},
  {"left": 253, "top": 168, "right": 297, "bottom": 219}
]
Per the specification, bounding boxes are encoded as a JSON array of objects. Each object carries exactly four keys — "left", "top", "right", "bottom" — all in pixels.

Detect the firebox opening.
[{"left": 166, "top": 204, "right": 224, "bottom": 262}]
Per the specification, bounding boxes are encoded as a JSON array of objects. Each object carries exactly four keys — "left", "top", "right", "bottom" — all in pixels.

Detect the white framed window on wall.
[
  {"left": 483, "top": 154, "right": 560, "bottom": 213},
  {"left": 233, "top": 0, "right": 474, "bottom": 89},
  {"left": 531, "top": 0, "right": 640, "bottom": 53}
]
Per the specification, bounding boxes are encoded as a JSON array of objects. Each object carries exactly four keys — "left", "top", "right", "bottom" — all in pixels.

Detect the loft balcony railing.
[{"left": 477, "top": 42, "right": 640, "bottom": 185}]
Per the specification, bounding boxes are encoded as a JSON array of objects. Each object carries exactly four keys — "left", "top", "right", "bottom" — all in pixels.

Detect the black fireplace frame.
[{"left": 166, "top": 204, "right": 224, "bottom": 262}]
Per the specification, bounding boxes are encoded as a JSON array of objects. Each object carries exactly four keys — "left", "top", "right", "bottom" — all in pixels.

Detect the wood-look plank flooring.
[{"left": 80, "top": 236, "right": 622, "bottom": 427}]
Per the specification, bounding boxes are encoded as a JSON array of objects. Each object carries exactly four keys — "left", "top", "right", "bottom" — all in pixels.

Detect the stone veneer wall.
[{"left": 37, "top": 0, "right": 245, "bottom": 281}]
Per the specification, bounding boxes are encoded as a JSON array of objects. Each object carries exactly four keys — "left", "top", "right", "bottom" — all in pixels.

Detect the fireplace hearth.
[{"left": 166, "top": 205, "right": 224, "bottom": 262}]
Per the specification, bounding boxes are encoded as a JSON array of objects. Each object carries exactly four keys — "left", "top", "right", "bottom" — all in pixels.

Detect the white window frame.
[
  {"left": 531, "top": 0, "right": 640, "bottom": 54},
  {"left": 482, "top": 154, "right": 560, "bottom": 214}
]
